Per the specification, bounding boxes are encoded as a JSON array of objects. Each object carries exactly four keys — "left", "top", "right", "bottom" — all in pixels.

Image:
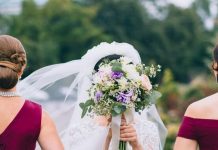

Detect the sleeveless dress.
[
  {"left": 178, "top": 116, "right": 218, "bottom": 150},
  {"left": 0, "top": 100, "right": 42, "bottom": 150}
]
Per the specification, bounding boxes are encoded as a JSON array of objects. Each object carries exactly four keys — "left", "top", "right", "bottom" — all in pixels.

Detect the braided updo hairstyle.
[{"left": 0, "top": 35, "right": 27, "bottom": 89}]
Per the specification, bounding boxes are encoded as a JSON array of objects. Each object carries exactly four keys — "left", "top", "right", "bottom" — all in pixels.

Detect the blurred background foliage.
[{"left": 0, "top": 0, "right": 218, "bottom": 149}]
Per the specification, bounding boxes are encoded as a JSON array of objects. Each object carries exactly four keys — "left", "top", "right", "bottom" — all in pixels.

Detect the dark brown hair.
[
  {"left": 0, "top": 35, "right": 27, "bottom": 89},
  {"left": 214, "top": 45, "right": 218, "bottom": 61},
  {"left": 94, "top": 54, "right": 121, "bottom": 71}
]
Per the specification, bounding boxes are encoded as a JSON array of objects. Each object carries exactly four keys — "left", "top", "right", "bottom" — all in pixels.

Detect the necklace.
[{"left": 0, "top": 91, "right": 20, "bottom": 97}]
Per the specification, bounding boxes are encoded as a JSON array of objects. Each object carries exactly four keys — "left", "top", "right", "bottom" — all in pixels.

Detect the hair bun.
[
  {"left": 0, "top": 35, "right": 27, "bottom": 89},
  {"left": 10, "top": 52, "right": 25, "bottom": 65}
]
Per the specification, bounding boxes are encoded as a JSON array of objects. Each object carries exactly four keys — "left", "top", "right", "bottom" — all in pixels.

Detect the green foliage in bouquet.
[{"left": 80, "top": 57, "right": 162, "bottom": 118}]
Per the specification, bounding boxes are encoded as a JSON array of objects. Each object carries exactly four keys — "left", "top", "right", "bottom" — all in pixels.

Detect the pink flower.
[{"left": 141, "top": 75, "right": 152, "bottom": 91}]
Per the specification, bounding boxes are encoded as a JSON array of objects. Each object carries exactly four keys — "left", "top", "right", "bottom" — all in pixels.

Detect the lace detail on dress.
[
  {"left": 62, "top": 119, "right": 160, "bottom": 150},
  {"left": 62, "top": 121, "right": 108, "bottom": 150},
  {"left": 134, "top": 120, "right": 160, "bottom": 150},
  {"left": 65, "top": 121, "right": 95, "bottom": 144}
]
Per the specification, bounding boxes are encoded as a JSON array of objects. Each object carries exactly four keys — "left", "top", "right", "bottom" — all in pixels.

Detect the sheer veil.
[{"left": 18, "top": 42, "right": 167, "bottom": 149}]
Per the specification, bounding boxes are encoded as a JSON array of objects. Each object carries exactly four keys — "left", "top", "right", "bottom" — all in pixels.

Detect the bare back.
[{"left": 0, "top": 97, "right": 25, "bottom": 135}]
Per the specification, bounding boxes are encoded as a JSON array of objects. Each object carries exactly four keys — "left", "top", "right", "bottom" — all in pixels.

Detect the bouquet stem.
[{"left": 119, "top": 141, "right": 126, "bottom": 150}]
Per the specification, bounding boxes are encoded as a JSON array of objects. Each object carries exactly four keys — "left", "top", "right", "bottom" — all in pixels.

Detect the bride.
[{"left": 18, "top": 42, "right": 167, "bottom": 150}]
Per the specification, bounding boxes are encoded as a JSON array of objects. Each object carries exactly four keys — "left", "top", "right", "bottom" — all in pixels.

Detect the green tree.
[
  {"left": 94, "top": 0, "right": 147, "bottom": 47},
  {"left": 4, "top": 0, "right": 214, "bottom": 82},
  {"left": 41, "top": 0, "right": 110, "bottom": 62},
  {"left": 0, "top": 15, "right": 10, "bottom": 34},
  {"left": 94, "top": 1, "right": 212, "bottom": 82},
  {"left": 142, "top": 5, "right": 212, "bottom": 82},
  {"left": 8, "top": 0, "right": 58, "bottom": 75},
  {"left": 192, "top": 0, "right": 212, "bottom": 18},
  {"left": 8, "top": 0, "right": 110, "bottom": 75}
]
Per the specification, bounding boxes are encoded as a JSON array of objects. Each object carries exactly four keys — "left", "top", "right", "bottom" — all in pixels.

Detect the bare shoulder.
[
  {"left": 41, "top": 109, "right": 55, "bottom": 128},
  {"left": 185, "top": 93, "right": 218, "bottom": 118}
]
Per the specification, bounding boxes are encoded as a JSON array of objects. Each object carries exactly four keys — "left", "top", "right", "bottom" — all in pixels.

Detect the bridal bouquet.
[{"left": 80, "top": 56, "right": 161, "bottom": 149}]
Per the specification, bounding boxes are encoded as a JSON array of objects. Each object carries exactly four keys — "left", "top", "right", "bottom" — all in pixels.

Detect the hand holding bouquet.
[{"left": 80, "top": 56, "right": 161, "bottom": 149}]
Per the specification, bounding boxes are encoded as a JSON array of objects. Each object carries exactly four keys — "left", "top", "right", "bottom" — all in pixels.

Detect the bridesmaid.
[
  {"left": 0, "top": 35, "right": 64, "bottom": 150},
  {"left": 174, "top": 45, "right": 218, "bottom": 150}
]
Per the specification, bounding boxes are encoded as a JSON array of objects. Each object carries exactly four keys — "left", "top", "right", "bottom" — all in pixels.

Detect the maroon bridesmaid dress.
[
  {"left": 0, "top": 100, "right": 42, "bottom": 150},
  {"left": 178, "top": 116, "right": 218, "bottom": 150}
]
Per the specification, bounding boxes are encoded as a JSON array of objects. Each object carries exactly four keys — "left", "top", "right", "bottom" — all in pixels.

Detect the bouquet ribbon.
[{"left": 110, "top": 109, "right": 134, "bottom": 150}]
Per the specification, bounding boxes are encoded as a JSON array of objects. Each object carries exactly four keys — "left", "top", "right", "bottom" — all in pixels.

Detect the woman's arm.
[
  {"left": 174, "top": 137, "right": 198, "bottom": 150},
  {"left": 174, "top": 103, "right": 199, "bottom": 150},
  {"left": 38, "top": 110, "right": 64, "bottom": 150}
]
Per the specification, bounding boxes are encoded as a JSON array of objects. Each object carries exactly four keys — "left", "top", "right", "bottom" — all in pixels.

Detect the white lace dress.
[{"left": 62, "top": 119, "right": 161, "bottom": 150}]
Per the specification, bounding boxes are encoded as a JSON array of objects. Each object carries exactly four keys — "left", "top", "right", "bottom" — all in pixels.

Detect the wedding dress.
[
  {"left": 18, "top": 42, "right": 167, "bottom": 150},
  {"left": 62, "top": 116, "right": 161, "bottom": 150}
]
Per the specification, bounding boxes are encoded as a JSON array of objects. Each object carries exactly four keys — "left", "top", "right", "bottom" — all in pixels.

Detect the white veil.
[{"left": 18, "top": 42, "right": 167, "bottom": 149}]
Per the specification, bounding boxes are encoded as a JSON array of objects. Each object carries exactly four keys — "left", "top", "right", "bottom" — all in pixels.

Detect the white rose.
[
  {"left": 122, "top": 64, "right": 140, "bottom": 81},
  {"left": 120, "top": 56, "right": 133, "bottom": 65}
]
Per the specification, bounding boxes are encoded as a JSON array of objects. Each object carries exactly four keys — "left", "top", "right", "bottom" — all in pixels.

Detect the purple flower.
[
  {"left": 111, "top": 71, "right": 123, "bottom": 79},
  {"left": 116, "top": 91, "right": 133, "bottom": 104},
  {"left": 95, "top": 91, "right": 103, "bottom": 102}
]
